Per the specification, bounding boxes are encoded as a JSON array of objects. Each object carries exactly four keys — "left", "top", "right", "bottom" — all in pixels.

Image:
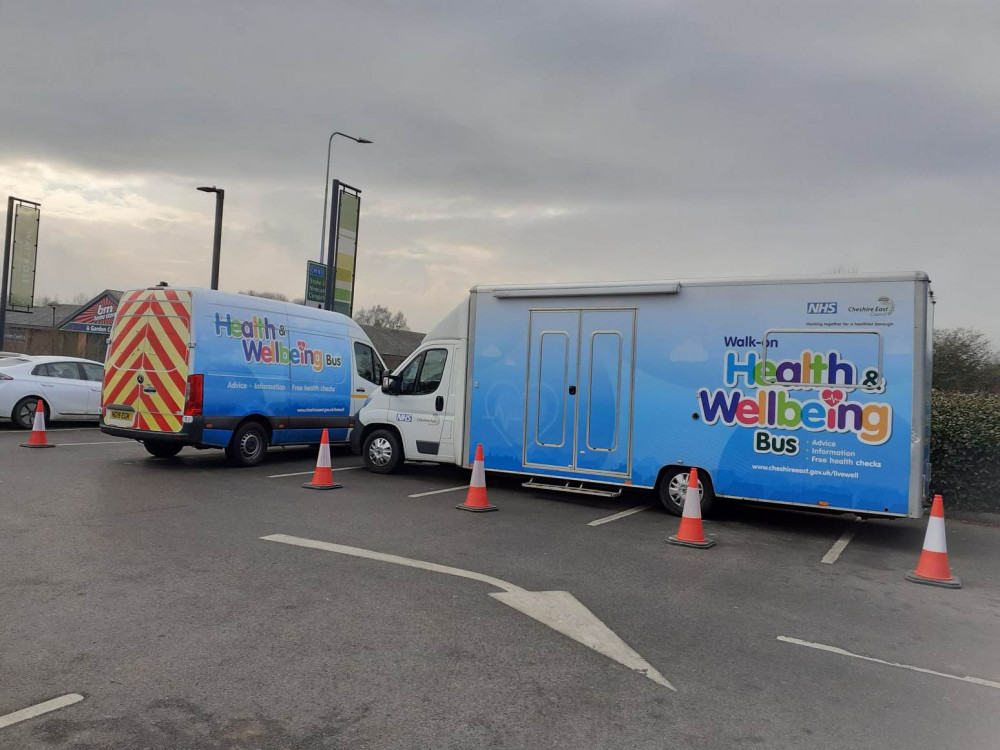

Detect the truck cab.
[{"left": 352, "top": 301, "right": 469, "bottom": 472}]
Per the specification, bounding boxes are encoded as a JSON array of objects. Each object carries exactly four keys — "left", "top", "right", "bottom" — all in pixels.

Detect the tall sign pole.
[
  {"left": 1, "top": 196, "right": 42, "bottom": 349},
  {"left": 323, "top": 180, "right": 341, "bottom": 312}
]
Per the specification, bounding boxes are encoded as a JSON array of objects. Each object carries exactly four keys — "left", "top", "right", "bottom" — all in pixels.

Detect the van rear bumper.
[{"left": 100, "top": 418, "right": 203, "bottom": 444}]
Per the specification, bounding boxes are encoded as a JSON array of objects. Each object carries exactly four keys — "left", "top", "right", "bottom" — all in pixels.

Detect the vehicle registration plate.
[{"left": 106, "top": 408, "right": 135, "bottom": 428}]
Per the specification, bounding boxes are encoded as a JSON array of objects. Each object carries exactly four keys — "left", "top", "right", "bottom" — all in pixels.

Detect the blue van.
[{"left": 100, "top": 287, "right": 386, "bottom": 466}]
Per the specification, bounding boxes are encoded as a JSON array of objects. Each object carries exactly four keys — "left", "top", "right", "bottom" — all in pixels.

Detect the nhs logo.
[{"left": 806, "top": 302, "right": 838, "bottom": 314}]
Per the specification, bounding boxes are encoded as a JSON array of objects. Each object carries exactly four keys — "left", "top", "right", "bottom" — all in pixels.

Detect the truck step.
[{"left": 522, "top": 478, "right": 623, "bottom": 498}]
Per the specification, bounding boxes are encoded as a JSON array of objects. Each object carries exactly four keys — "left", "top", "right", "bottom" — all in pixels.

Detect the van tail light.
[{"left": 184, "top": 374, "right": 204, "bottom": 416}]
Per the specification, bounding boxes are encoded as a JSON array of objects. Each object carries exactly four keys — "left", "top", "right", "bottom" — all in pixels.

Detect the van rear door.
[{"left": 103, "top": 289, "right": 192, "bottom": 433}]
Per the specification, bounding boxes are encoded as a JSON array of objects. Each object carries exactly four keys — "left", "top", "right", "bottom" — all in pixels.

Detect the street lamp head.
[
  {"left": 357, "top": 138, "right": 373, "bottom": 144},
  {"left": 197, "top": 186, "right": 219, "bottom": 193}
]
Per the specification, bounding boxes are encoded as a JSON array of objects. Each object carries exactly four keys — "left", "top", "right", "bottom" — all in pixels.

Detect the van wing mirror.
[{"left": 381, "top": 374, "right": 400, "bottom": 395}]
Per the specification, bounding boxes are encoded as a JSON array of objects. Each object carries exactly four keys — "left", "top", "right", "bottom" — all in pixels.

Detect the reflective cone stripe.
[
  {"left": 457, "top": 443, "right": 498, "bottom": 512},
  {"left": 302, "top": 429, "right": 341, "bottom": 490},
  {"left": 21, "top": 399, "right": 54, "bottom": 448},
  {"left": 668, "top": 468, "right": 715, "bottom": 548},
  {"left": 908, "top": 495, "right": 959, "bottom": 586}
]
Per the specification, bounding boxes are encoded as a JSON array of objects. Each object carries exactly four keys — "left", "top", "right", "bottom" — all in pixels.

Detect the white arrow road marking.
[
  {"left": 0, "top": 694, "right": 84, "bottom": 729},
  {"left": 778, "top": 637, "right": 1000, "bottom": 690},
  {"left": 261, "top": 533, "right": 674, "bottom": 690}
]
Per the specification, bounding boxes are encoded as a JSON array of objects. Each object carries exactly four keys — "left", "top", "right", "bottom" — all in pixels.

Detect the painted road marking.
[
  {"left": 261, "top": 533, "right": 674, "bottom": 690},
  {"left": 778, "top": 636, "right": 1000, "bottom": 690},
  {"left": 820, "top": 517, "right": 863, "bottom": 564},
  {"left": 588, "top": 506, "right": 650, "bottom": 526},
  {"left": 408, "top": 485, "right": 467, "bottom": 498},
  {"left": 267, "top": 466, "right": 363, "bottom": 478},
  {"left": 0, "top": 694, "right": 84, "bottom": 730}
]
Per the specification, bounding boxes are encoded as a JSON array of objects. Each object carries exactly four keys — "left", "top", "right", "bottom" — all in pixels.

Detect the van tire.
[
  {"left": 657, "top": 467, "right": 715, "bottom": 517},
  {"left": 143, "top": 440, "right": 183, "bottom": 458},
  {"left": 226, "top": 421, "right": 268, "bottom": 467},
  {"left": 363, "top": 429, "right": 403, "bottom": 474},
  {"left": 12, "top": 397, "right": 47, "bottom": 430}
]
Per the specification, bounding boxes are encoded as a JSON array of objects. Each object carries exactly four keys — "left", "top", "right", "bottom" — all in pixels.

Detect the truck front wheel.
[
  {"left": 657, "top": 467, "right": 715, "bottom": 517},
  {"left": 363, "top": 429, "right": 403, "bottom": 474}
]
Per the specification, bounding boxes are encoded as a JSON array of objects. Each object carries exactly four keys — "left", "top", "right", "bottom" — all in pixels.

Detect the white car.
[{"left": 0, "top": 355, "right": 105, "bottom": 429}]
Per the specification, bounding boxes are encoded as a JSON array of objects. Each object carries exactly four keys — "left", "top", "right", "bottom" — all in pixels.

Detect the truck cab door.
[{"left": 389, "top": 346, "right": 454, "bottom": 460}]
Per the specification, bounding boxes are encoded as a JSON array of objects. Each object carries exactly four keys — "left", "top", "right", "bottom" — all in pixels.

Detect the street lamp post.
[
  {"left": 319, "top": 132, "right": 371, "bottom": 265},
  {"left": 49, "top": 302, "right": 59, "bottom": 354},
  {"left": 197, "top": 186, "right": 225, "bottom": 290}
]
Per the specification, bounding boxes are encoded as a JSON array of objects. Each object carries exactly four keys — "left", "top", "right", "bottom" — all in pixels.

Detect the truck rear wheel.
[
  {"left": 657, "top": 467, "right": 715, "bottom": 517},
  {"left": 226, "top": 421, "right": 268, "bottom": 467},
  {"left": 143, "top": 440, "right": 183, "bottom": 458},
  {"left": 363, "top": 429, "right": 403, "bottom": 474}
]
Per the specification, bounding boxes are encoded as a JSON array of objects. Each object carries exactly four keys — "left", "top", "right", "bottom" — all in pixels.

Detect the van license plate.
[{"left": 107, "top": 409, "right": 135, "bottom": 428}]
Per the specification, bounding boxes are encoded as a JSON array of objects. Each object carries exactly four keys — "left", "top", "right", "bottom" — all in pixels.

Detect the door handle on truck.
[
  {"left": 568, "top": 385, "right": 577, "bottom": 395},
  {"left": 435, "top": 396, "right": 444, "bottom": 411}
]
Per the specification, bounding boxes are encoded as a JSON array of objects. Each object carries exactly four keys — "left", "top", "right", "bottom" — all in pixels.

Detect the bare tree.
[{"left": 354, "top": 304, "right": 409, "bottom": 330}]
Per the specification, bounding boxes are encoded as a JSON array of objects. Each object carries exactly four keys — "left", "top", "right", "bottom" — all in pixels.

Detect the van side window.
[
  {"left": 354, "top": 342, "right": 374, "bottom": 383},
  {"left": 353, "top": 342, "right": 385, "bottom": 385},
  {"left": 415, "top": 349, "right": 447, "bottom": 395}
]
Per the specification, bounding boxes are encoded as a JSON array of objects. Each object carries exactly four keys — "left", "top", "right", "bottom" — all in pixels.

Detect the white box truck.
[{"left": 351, "top": 273, "right": 933, "bottom": 517}]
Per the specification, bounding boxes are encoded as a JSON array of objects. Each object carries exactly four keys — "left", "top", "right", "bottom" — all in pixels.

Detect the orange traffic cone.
[
  {"left": 456, "top": 443, "right": 497, "bottom": 512},
  {"left": 20, "top": 399, "right": 55, "bottom": 449},
  {"left": 302, "top": 429, "right": 342, "bottom": 490},
  {"left": 906, "top": 495, "right": 960, "bottom": 588},
  {"left": 667, "top": 468, "right": 715, "bottom": 548}
]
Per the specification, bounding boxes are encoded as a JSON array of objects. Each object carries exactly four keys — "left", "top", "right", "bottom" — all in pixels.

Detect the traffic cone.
[
  {"left": 20, "top": 399, "right": 55, "bottom": 449},
  {"left": 302, "top": 429, "right": 342, "bottom": 490},
  {"left": 667, "top": 468, "right": 715, "bottom": 548},
  {"left": 456, "top": 443, "right": 497, "bottom": 512},
  {"left": 906, "top": 495, "right": 960, "bottom": 588}
]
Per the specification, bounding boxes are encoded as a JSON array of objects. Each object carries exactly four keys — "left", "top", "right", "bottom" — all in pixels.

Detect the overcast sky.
[{"left": 1, "top": 1, "right": 997, "bottom": 340}]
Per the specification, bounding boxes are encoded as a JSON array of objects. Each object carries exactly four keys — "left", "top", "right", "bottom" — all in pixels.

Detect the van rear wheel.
[
  {"left": 226, "top": 421, "right": 268, "bottom": 467},
  {"left": 657, "top": 467, "right": 715, "bottom": 517},
  {"left": 363, "top": 429, "right": 403, "bottom": 474},
  {"left": 144, "top": 440, "right": 183, "bottom": 458}
]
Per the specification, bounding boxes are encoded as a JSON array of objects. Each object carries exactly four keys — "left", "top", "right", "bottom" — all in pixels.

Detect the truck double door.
[{"left": 524, "top": 309, "right": 634, "bottom": 476}]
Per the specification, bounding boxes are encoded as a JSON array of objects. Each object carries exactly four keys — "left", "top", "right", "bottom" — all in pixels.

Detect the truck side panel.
[{"left": 467, "top": 279, "right": 922, "bottom": 515}]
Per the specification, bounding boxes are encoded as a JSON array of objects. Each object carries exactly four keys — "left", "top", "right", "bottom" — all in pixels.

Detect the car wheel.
[
  {"left": 657, "top": 467, "right": 715, "bottom": 517},
  {"left": 225, "top": 421, "right": 268, "bottom": 467},
  {"left": 143, "top": 440, "right": 183, "bottom": 458},
  {"left": 12, "top": 397, "right": 47, "bottom": 430},
  {"left": 363, "top": 429, "right": 403, "bottom": 474}
]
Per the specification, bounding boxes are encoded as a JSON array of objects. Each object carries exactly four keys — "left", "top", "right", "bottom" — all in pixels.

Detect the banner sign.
[
  {"left": 305, "top": 260, "right": 327, "bottom": 306},
  {"left": 9, "top": 204, "right": 40, "bottom": 308},
  {"left": 60, "top": 292, "right": 120, "bottom": 334},
  {"left": 332, "top": 190, "right": 360, "bottom": 317}
]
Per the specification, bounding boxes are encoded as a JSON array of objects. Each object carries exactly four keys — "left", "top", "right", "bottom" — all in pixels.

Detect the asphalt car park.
[{"left": 1, "top": 433, "right": 999, "bottom": 749}]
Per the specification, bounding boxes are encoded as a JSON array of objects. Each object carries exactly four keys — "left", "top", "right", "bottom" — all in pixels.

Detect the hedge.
[{"left": 930, "top": 391, "right": 1000, "bottom": 513}]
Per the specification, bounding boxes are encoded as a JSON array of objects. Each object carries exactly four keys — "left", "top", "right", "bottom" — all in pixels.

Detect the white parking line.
[
  {"left": 821, "top": 517, "right": 862, "bottom": 564},
  {"left": 267, "top": 466, "right": 363, "bottom": 478},
  {"left": 778, "top": 636, "right": 1000, "bottom": 690},
  {"left": 588, "top": 506, "right": 650, "bottom": 526},
  {"left": 0, "top": 694, "right": 84, "bottom": 730},
  {"left": 408, "top": 485, "right": 467, "bottom": 498}
]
